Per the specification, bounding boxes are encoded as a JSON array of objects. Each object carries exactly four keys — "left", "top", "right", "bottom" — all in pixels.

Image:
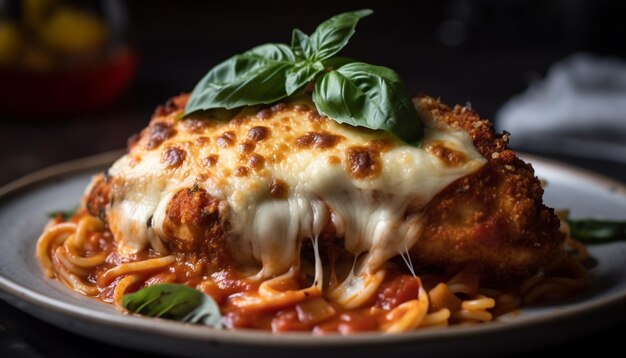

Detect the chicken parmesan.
[
  {"left": 36, "top": 94, "right": 589, "bottom": 333},
  {"left": 36, "top": 10, "right": 589, "bottom": 334}
]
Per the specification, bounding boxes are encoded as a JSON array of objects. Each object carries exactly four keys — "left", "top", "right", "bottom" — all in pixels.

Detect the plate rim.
[{"left": 1, "top": 151, "right": 625, "bottom": 348}]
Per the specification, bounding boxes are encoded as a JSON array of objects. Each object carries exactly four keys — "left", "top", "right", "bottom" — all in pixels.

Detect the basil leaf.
[
  {"left": 122, "top": 283, "right": 201, "bottom": 319},
  {"left": 308, "top": 9, "right": 372, "bottom": 61},
  {"left": 313, "top": 62, "right": 423, "bottom": 144},
  {"left": 184, "top": 44, "right": 296, "bottom": 114},
  {"left": 122, "top": 283, "right": 222, "bottom": 328},
  {"left": 48, "top": 207, "right": 77, "bottom": 221},
  {"left": 182, "top": 293, "right": 222, "bottom": 328},
  {"left": 285, "top": 60, "right": 324, "bottom": 95},
  {"left": 291, "top": 28, "right": 314, "bottom": 60},
  {"left": 183, "top": 9, "right": 423, "bottom": 145},
  {"left": 567, "top": 219, "right": 626, "bottom": 243}
]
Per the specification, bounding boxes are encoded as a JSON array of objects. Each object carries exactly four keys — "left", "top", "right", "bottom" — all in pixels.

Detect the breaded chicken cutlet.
[
  {"left": 84, "top": 94, "right": 563, "bottom": 284},
  {"left": 414, "top": 96, "right": 563, "bottom": 282}
]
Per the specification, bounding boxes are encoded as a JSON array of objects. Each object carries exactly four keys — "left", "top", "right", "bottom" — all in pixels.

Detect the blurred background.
[
  {"left": 0, "top": 0, "right": 625, "bottom": 356},
  {"left": 1, "top": 0, "right": 626, "bottom": 185}
]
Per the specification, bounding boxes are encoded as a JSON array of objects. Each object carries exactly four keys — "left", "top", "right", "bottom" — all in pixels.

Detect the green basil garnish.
[
  {"left": 291, "top": 9, "right": 372, "bottom": 62},
  {"left": 122, "top": 283, "right": 222, "bottom": 329},
  {"left": 567, "top": 218, "right": 626, "bottom": 243},
  {"left": 313, "top": 62, "right": 423, "bottom": 145},
  {"left": 285, "top": 60, "right": 324, "bottom": 95},
  {"left": 185, "top": 44, "right": 296, "bottom": 111},
  {"left": 184, "top": 9, "right": 424, "bottom": 145}
]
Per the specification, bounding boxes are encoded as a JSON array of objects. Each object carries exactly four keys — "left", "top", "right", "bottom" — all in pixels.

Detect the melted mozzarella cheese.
[{"left": 105, "top": 101, "right": 486, "bottom": 291}]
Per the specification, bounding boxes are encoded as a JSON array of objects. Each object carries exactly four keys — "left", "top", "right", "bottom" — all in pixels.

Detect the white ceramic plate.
[{"left": 0, "top": 151, "right": 625, "bottom": 358}]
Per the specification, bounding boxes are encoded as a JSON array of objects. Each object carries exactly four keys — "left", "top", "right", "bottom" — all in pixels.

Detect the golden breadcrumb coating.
[{"left": 413, "top": 95, "right": 563, "bottom": 282}]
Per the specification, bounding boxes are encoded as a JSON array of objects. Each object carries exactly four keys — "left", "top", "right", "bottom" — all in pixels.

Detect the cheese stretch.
[{"left": 103, "top": 99, "right": 486, "bottom": 291}]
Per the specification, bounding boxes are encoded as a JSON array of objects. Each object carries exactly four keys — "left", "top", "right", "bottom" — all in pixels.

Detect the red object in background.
[{"left": 0, "top": 48, "right": 136, "bottom": 117}]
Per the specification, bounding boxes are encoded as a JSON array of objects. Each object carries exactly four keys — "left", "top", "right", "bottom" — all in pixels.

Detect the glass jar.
[{"left": 0, "top": 0, "right": 135, "bottom": 116}]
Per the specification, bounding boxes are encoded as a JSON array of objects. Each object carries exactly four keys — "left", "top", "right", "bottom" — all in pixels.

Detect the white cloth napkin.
[{"left": 496, "top": 54, "right": 626, "bottom": 163}]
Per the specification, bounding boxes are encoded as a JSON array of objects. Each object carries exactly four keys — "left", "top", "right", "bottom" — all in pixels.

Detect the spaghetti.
[{"left": 36, "top": 211, "right": 589, "bottom": 333}]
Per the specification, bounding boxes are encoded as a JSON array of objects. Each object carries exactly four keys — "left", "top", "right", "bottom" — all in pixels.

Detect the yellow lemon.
[{"left": 40, "top": 6, "right": 107, "bottom": 55}]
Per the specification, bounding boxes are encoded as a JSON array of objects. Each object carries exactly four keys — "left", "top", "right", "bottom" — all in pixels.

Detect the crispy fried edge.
[{"left": 413, "top": 95, "right": 564, "bottom": 283}]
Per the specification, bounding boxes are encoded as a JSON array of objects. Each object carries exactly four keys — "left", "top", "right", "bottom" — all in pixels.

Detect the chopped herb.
[{"left": 47, "top": 207, "right": 78, "bottom": 221}]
